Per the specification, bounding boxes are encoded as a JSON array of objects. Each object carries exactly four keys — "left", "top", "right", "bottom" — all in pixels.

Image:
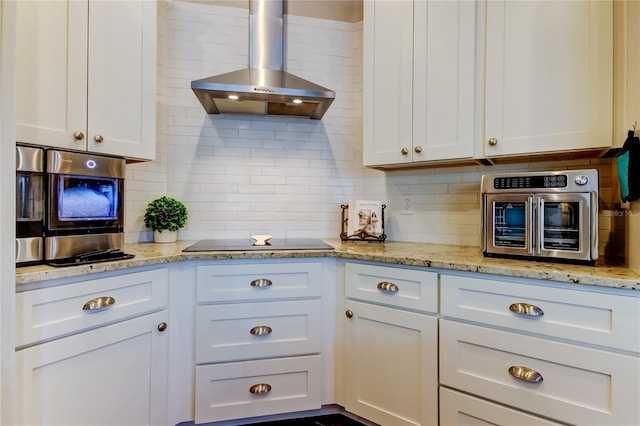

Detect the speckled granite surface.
[{"left": 15, "top": 239, "right": 640, "bottom": 290}]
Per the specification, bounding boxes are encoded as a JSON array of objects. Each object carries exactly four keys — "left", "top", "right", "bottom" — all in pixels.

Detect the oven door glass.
[
  {"left": 536, "top": 193, "right": 591, "bottom": 260},
  {"left": 48, "top": 174, "right": 123, "bottom": 232},
  {"left": 485, "top": 194, "right": 533, "bottom": 255}
]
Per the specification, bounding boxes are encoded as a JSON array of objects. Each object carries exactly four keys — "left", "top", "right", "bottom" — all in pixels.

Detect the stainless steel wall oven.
[
  {"left": 482, "top": 170, "right": 599, "bottom": 264},
  {"left": 45, "top": 149, "right": 125, "bottom": 262}
]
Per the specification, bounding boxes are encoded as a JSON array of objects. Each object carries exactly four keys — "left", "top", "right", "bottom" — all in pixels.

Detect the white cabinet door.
[
  {"left": 15, "top": 0, "right": 87, "bottom": 151},
  {"left": 16, "top": 310, "right": 169, "bottom": 426},
  {"left": 413, "top": 0, "right": 476, "bottom": 161},
  {"left": 484, "top": 0, "right": 613, "bottom": 157},
  {"left": 87, "top": 0, "right": 156, "bottom": 160},
  {"left": 613, "top": 0, "right": 640, "bottom": 146},
  {"left": 15, "top": 0, "right": 156, "bottom": 161},
  {"left": 363, "top": 0, "right": 477, "bottom": 167},
  {"left": 363, "top": 0, "right": 414, "bottom": 166},
  {"left": 344, "top": 300, "right": 438, "bottom": 426}
]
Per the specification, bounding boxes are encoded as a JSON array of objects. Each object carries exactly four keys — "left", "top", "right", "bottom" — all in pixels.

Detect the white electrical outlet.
[{"left": 401, "top": 197, "right": 414, "bottom": 215}]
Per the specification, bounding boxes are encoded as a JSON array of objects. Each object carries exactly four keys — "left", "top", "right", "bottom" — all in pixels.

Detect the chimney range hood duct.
[{"left": 191, "top": 0, "right": 335, "bottom": 120}]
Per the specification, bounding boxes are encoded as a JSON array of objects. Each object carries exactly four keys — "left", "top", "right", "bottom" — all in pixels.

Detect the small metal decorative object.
[{"left": 340, "top": 204, "right": 386, "bottom": 242}]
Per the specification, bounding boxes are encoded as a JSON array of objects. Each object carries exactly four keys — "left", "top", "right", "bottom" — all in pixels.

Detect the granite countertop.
[{"left": 15, "top": 239, "right": 640, "bottom": 291}]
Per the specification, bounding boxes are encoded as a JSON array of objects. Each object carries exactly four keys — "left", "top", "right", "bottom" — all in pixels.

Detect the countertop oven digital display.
[{"left": 481, "top": 170, "right": 599, "bottom": 264}]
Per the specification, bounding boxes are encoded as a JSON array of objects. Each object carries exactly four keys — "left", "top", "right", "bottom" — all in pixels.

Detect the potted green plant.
[{"left": 144, "top": 196, "right": 188, "bottom": 243}]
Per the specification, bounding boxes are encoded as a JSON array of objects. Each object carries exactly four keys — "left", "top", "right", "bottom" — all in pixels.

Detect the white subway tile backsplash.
[{"left": 125, "top": 0, "right": 617, "bottom": 249}]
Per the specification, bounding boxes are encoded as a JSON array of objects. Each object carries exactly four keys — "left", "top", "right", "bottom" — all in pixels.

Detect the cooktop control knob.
[{"left": 574, "top": 175, "right": 589, "bottom": 185}]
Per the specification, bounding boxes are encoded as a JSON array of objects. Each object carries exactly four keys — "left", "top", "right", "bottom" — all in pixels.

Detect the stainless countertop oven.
[{"left": 482, "top": 170, "right": 599, "bottom": 264}]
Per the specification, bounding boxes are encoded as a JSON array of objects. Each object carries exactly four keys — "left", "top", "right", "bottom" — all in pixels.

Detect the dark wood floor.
[{"left": 241, "top": 413, "right": 366, "bottom": 426}]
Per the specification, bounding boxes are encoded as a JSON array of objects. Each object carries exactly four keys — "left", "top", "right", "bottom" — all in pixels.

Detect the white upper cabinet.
[
  {"left": 16, "top": 0, "right": 156, "bottom": 161},
  {"left": 484, "top": 0, "right": 613, "bottom": 157},
  {"left": 613, "top": 0, "right": 640, "bottom": 146},
  {"left": 364, "top": 0, "right": 615, "bottom": 168},
  {"left": 363, "top": 0, "right": 477, "bottom": 167}
]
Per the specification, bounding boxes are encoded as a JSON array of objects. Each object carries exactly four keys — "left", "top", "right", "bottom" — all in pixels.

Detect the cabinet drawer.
[
  {"left": 194, "top": 355, "right": 321, "bottom": 423},
  {"left": 440, "top": 320, "right": 640, "bottom": 426},
  {"left": 440, "top": 274, "right": 640, "bottom": 353},
  {"left": 196, "top": 262, "right": 322, "bottom": 302},
  {"left": 195, "top": 299, "right": 322, "bottom": 363},
  {"left": 440, "top": 387, "right": 563, "bottom": 426},
  {"left": 345, "top": 263, "right": 438, "bottom": 313},
  {"left": 16, "top": 268, "right": 169, "bottom": 347}
]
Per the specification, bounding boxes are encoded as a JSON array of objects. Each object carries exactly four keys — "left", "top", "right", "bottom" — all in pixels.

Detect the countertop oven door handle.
[
  {"left": 82, "top": 296, "right": 115, "bottom": 311},
  {"left": 590, "top": 190, "right": 599, "bottom": 260},
  {"left": 529, "top": 195, "right": 536, "bottom": 255},
  {"left": 535, "top": 195, "right": 543, "bottom": 255}
]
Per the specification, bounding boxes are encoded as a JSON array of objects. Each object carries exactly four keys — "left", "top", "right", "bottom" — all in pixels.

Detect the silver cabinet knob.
[
  {"left": 414, "top": 146, "right": 422, "bottom": 153},
  {"left": 157, "top": 322, "right": 168, "bottom": 332},
  {"left": 488, "top": 137, "right": 498, "bottom": 146},
  {"left": 345, "top": 310, "right": 353, "bottom": 318},
  {"left": 94, "top": 134, "right": 104, "bottom": 143},
  {"left": 73, "top": 131, "right": 85, "bottom": 140},
  {"left": 401, "top": 148, "right": 409, "bottom": 155}
]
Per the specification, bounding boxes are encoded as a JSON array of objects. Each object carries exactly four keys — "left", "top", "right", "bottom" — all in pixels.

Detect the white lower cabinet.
[
  {"left": 194, "top": 260, "right": 324, "bottom": 424},
  {"left": 439, "top": 272, "right": 640, "bottom": 426},
  {"left": 345, "top": 300, "right": 438, "bottom": 425},
  {"left": 440, "top": 319, "right": 639, "bottom": 426},
  {"left": 343, "top": 263, "right": 439, "bottom": 426},
  {"left": 15, "top": 267, "right": 170, "bottom": 426},
  {"left": 16, "top": 311, "right": 168, "bottom": 426}
]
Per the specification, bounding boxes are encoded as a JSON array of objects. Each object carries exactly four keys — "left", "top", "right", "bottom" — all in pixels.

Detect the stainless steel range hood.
[{"left": 191, "top": 0, "right": 335, "bottom": 120}]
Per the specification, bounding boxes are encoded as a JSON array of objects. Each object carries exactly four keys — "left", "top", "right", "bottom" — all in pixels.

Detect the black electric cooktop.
[{"left": 182, "top": 238, "right": 334, "bottom": 252}]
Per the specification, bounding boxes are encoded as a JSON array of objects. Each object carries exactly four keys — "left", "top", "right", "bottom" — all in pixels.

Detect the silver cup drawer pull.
[
  {"left": 249, "top": 383, "right": 272, "bottom": 395},
  {"left": 509, "top": 302, "right": 544, "bottom": 317},
  {"left": 250, "top": 278, "right": 273, "bottom": 287},
  {"left": 508, "top": 365, "right": 543, "bottom": 383},
  {"left": 377, "top": 281, "right": 399, "bottom": 293},
  {"left": 250, "top": 325, "right": 273, "bottom": 335},
  {"left": 82, "top": 296, "right": 115, "bottom": 311}
]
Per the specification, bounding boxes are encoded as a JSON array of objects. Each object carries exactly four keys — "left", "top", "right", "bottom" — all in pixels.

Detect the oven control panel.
[{"left": 493, "top": 174, "right": 568, "bottom": 190}]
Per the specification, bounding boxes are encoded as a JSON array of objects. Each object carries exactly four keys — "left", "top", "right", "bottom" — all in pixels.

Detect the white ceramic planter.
[{"left": 153, "top": 230, "right": 178, "bottom": 243}]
